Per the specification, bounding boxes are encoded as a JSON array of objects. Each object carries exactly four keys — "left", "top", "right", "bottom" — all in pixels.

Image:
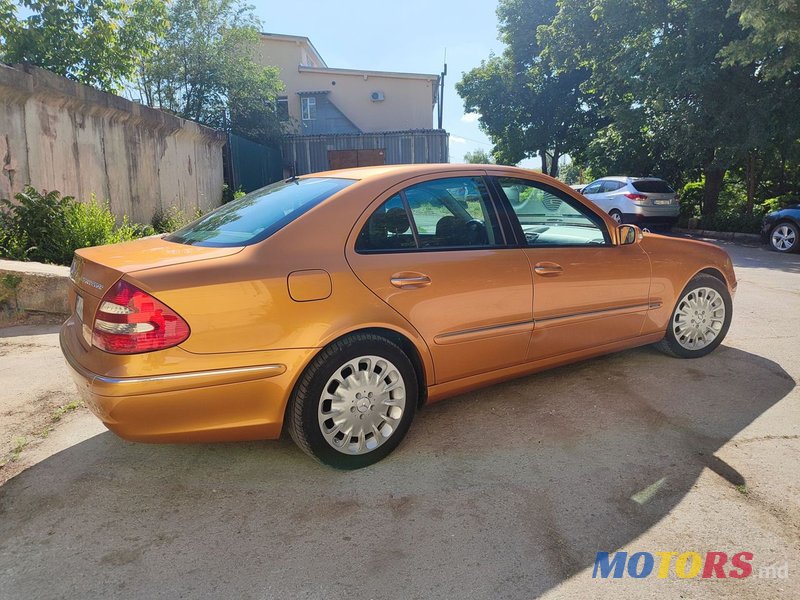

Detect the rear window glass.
[
  {"left": 632, "top": 179, "right": 674, "bottom": 193},
  {"left": 166, "top": 177, "right": 355, "bottom": 247}
]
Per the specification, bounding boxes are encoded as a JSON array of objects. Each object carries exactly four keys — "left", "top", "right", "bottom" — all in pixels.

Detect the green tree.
[
  {"left": 0, "top": 0, "right": 166, "bottom": 93},
  {"left": 134, "top": 0, "right": 284, "bottom": 145},
  {"left": 462, "top": 149, "right": 494, "bottom": 164},
  {"left": 721, "top": 0, "right": 800, "bottom": 79},
  {"left": 542, "top": 0, "right": 800, "bottom": 215},
  {"left": 456, "top": 0, "right": 593, "bottom": 177}
]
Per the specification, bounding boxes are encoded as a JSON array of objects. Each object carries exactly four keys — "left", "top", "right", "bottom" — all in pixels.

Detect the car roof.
[
  {"left": 304, "top": 163, "right": 545, "bottom": 182},
  {"left": 592, "top": 176, "right": 667, "bottom": 183}
]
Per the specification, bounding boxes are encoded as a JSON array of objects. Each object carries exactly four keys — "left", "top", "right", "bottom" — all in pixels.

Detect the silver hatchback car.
[{"left": 581, "top": 176, "right": 679, "bottom": 226}]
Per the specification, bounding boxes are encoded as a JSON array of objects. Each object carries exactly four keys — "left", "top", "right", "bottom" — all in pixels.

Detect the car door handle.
[
  {"left": 390, "top": 273, "right": 432, "bottom": 288},
  {"left": 533, "top": 262, "right": 563, "bottom": 276}
]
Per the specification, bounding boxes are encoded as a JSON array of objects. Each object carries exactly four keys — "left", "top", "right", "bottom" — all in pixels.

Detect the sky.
[{"left": 253, "top": 0, "right": 517, "bottom": 164}]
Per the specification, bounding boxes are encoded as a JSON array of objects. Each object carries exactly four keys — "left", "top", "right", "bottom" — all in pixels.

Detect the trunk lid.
[{"left": 70, "top": 236, "right": 243, "bottom": 298}]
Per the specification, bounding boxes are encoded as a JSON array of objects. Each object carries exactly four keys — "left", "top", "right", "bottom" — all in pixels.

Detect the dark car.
[{"left": 761, "top": 204, "right": 800, "bottom": 253}]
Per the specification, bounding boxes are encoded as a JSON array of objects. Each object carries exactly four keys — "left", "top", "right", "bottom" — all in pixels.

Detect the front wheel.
[
  {"left": 288, "top": 333, "right": 417, "bottom": 469},
  {"left": 609, "top": 209, "right": 623, "bottom": 224},
  {"left": 654, "top": 274, "right": 732, "bottom": 358}
]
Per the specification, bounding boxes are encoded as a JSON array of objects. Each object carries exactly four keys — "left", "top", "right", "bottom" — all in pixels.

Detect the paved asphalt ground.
[{"left": 0, "top": 239, "right": 798, "bottom": 600}]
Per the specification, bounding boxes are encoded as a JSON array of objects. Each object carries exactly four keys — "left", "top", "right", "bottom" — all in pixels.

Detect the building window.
[
  {"left": 276, "top": 97, "right": 289, "bottom": 121},
  {"left": 301, "top": 96, "right": 317, "bottom": 121}
]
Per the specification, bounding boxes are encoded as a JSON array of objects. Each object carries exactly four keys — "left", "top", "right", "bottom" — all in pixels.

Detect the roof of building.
[{"left": 259, "top": 32, "right": 328, "bottom": 67}]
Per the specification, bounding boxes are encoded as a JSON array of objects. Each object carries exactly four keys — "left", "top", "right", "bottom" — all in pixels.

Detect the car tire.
[
  {"left": 288, "top": 332, "right": 417, "bottom": 469},
  {"left": 609, "top": 209, "right": 623, "bottom": 224},
  {"left": 654, "top": 274, "right": 732, "bottom": 359},
  {"left": 769, "top": 221, "right": 799, "bottom": 253}
]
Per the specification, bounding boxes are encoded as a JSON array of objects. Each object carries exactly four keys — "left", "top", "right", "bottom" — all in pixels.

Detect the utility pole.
[{"left": 438, "top": 50, "right": 447, "bottom": 130}]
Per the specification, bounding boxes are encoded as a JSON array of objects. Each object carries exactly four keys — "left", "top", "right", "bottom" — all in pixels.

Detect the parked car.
[
  {"left": 581, "top": 176, "right": 679, "bottom": 227},
  {"left": 761, "top": 204, "right": 800, "bottom": 253},
  {"left": 569, "top": 183, "right": 586, "bottom": 193},
  {"left": 61, "top": 165, "right": 736, "bottom": 468}
]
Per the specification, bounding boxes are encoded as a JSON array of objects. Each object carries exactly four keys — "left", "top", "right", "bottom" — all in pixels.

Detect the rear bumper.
[{"left": 60, "top": 322, "right": 315, "bottom": 443}]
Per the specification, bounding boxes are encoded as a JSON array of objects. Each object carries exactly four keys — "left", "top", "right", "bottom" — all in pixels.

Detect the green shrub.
[
  {"left": 0, "top": 186, "right": 156, "bottom": 265},
  {"left": 151, "top": 206, "right": 204, "bottom": 234}
]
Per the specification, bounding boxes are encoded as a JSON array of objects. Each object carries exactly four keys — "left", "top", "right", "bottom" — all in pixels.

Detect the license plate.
[{"left": 654, "top": 199, "right": 672, "bottom": 205}]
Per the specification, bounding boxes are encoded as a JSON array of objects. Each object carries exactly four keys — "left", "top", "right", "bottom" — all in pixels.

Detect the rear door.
[{"left": 346, "top": 173, "right": 533, "bottom": 384}]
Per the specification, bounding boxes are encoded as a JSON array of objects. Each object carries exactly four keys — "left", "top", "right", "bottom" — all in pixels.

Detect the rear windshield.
[
  {"left": 632, "top": 179, "right": 674, "bottom": 194},
  {"left": 166, "top": 177, "right": 355, "bottom": 247}
]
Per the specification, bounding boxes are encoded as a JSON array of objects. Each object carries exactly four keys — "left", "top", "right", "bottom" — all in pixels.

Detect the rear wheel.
[
  {"left": 288, "top": 333, "right": 417, "bottom": 469},
  {"left": 609, "top": 209, "right": 623, "bottom": 224},
  {"left": 769, "top": 221, "right": 798, "bottom": 253},
  {"left": 654, "top": 274, "right": 732, "bottom": 358}
]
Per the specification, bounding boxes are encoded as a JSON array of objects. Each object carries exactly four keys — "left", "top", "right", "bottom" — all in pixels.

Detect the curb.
[
  {"left": 673, "top": 228, "right": 762, "bottom": 245},
  {"left": 0, "top": 259, "right": 70, "bottom": 315}
]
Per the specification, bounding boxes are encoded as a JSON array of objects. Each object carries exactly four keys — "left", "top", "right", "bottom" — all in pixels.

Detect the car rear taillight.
[
  {"left": 92, "top": 280, "right": 190, "bottom": 354},
  {"left": 624, "top": 192, "right": 648, "bottom": 202}
]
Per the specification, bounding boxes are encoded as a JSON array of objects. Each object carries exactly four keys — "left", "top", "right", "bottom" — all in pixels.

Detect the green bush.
[{"left": 0, "top": 186, "right": 156, "bottom": 266}]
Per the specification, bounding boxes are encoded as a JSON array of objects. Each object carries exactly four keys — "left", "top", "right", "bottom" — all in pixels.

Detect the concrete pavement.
[{"left": 0, "top": 240, "right": 798, "bottom": 599}]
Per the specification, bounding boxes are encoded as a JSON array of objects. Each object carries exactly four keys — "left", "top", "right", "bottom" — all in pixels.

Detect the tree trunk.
[
  {"left": 549, "top": 151, "right": 560, "bottom": 178},
  {"left": 540, "top": 149, "right": 549, "bottom": 175},
  {"left": 744, "top": 152, "right": 757, "bottom": 215},
  {"left": 703, "top": 168, "right": 724, "bottom": 217}
]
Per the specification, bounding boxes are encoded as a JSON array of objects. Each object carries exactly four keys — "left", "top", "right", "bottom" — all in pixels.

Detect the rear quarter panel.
[{"left": 640, "top": 233, "right": 736, "bottom": 335}]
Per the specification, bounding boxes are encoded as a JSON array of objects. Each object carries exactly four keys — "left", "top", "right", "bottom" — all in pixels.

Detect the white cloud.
[
  {"left": 450, "top": 135, "right": 467, "bottom": 144},
  {"left": 461, "top": 113, "right": 481, "bottom": 123}
]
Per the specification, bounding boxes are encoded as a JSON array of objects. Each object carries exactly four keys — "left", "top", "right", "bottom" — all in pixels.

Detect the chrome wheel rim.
[
  {"left": 318, "top": 355, "right": 406, "bottom": 455},
  {"left": 610, "top": 211, "right": 622, "bottom": 223},
  {"left": 672, "top": 287, "right": 726, "bottom": 350},
  {"left": 772, "top": 224, "right": 796, "bottom": 251}
]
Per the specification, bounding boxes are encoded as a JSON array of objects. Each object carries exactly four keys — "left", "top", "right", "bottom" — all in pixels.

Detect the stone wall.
[{"left": 0, "top": 64, "right": 226, "bottom": 224}]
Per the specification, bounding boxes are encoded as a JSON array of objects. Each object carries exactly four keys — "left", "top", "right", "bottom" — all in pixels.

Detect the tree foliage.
[
  {"left": 462, "top": 149, "right": 495, "bottom": 164},
  {"left": 720, "top": 0, "right": 800, "bottom": 79},
  {"left": 133, "top": 0, "right": 284, "bottom": 145},
  {"left": 460, "top": 0, "right": 800, "bottom": 217},
  {"left": 0, "top": 0, "right": 167, "bottom": 92},
  {"left": 457, "top": 0, "right": 594, "bottom": 176}
]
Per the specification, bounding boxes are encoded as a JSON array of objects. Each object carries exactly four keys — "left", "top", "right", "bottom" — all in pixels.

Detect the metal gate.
[{"left": 224, "top": 133, "right": 283, "bottom": 193}]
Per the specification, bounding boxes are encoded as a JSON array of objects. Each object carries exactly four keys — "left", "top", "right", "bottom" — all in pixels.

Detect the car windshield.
[{"left": 166, "top": 177, "right": 355, "bottom": 247}]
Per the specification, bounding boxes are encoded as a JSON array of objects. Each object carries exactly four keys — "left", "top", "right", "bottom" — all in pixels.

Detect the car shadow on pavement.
[{"left": 0, "top": 345, "right": 794, "bottom": 599}]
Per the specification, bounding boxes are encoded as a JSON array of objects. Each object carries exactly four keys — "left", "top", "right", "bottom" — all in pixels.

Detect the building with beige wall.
[{"left": 256, "top": 33, "right": 440, "bottom": 135}]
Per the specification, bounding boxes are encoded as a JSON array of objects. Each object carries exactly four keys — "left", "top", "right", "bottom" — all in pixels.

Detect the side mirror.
[{"left": 618, "top": 224, "right": 641, "bottom": 245}]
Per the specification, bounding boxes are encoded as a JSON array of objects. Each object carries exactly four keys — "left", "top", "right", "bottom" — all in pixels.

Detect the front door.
[
  {"left": 346, "top": 174, "right": 533, "bottom": 383},
  {"left": 491, "top": 176, "right": 652, "bottom": 361}
]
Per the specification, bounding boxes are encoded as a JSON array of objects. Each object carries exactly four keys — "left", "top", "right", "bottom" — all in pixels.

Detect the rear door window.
[
  {"left": 167, "top": 177, "right": 355, "bottom": 247},
  {"left": 355, "top": 176, "right": 504, "bottom": 252},
  {"left": 602, "top": 181, "right": 626, "bottom": 192}
]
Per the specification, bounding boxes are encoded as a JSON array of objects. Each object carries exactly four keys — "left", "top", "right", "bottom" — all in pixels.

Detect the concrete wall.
[
  {"left": 256, "top": 35, "right": 438, "bottom": 133},
  {"left": 0, "top": 64, "right": 226, "bottom": 224}
]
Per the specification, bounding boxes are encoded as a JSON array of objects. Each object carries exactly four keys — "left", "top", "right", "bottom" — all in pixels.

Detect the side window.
[
  {"left": 582, "top": 181, "right": 602, "bottom": 194},
  {"left": 602, "top": 181, "right": 624, "bottom": 192},
  {"left": 355, "top": 194, "right": 415, "bottom": 252},
  {"left": 495, "top": 177, "right": 609, "bottom": 247},
  {"left": 404, "top": 177, "right": 503, "bottom": 248}
]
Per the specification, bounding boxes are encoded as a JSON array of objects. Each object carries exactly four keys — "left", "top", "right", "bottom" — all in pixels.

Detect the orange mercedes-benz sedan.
[{"left": 61, "top": 164, "right": 736, "bottom": 468}]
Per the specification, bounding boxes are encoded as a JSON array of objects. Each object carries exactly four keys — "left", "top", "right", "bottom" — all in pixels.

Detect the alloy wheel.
[
  {"left": 317, "top": 355, "right": 406, "bottom": 455},
  {"left": 771, "top": 224, "right": 797, "bottom": 251},
  {"left": 672, "top": 287, "right": 726, "bottom": 350}
]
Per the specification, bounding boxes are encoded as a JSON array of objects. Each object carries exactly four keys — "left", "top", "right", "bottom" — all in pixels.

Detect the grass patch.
[
  {"left": 51, "top": 399, "right": 84, "bottom": 423},
  {"left": 0, "top": 436, "right": 29, "bottom": 468},
  {"left": 735, "top": 484, "right": 749, "bottom": 495}
]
